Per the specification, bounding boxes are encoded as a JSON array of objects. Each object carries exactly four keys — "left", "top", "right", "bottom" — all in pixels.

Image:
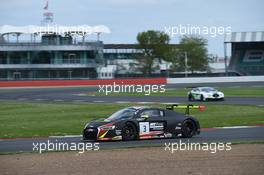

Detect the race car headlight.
[{"left": 99, "top": 124, "right": 116, "bottom": 130}]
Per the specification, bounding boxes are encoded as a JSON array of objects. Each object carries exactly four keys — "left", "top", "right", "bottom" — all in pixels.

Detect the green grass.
[
  {"left": 90, "top": 87, "right": 264, "bottom": 97},
  {"left": 0, "top": 101, "right": 263, "bottom": 138},
  {"left": 0, "top": 102, "right": 128, "bottom": 138},
  {"left": 219, "top": 87, "right": 264, "bottom": 97}
]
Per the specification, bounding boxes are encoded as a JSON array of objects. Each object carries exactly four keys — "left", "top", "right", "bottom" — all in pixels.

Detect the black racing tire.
[
  {"left": 188, "top": 94, "right": 194, "bottom": 101},
  {"left": 181, "top": 120, "right": 196, "bottom": 138},
  {"left": 200, "top": 95, "right": 205, "bottom": 101},
  {"left": 122, "top": 123, "right": 137, "bottom": 141}
]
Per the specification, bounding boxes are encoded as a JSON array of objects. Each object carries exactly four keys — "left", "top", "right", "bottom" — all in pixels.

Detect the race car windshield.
[
  {"left": 106, "top": 108, "right": 136, "bottom": 121},
  {"left": 200, "top": 87, "right": 216, "bottom": 92}
]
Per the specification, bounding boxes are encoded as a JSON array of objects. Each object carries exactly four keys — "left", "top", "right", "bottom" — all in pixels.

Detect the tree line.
[{"left": 134, "top": 30, "right": 210, "bottom": 75}]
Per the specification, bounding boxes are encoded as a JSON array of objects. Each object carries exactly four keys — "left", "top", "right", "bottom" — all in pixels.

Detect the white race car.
[{"left": 187, "top": 87, "right": 224, "bottom": 101}]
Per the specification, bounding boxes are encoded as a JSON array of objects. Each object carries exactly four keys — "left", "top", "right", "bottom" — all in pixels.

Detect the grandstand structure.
[
  {"left": 0, "top": 26, "right": 108, "bottom": 80},
  {"left": 225, "top": 31, "right": 264, "bottom": 75},
  {"left": 0, "top": 0, "right": 110, "bottom": 80}
]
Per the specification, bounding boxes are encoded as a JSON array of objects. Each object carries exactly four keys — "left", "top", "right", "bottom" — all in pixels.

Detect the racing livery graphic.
[
  {"left": 83, "top": 104, "right": 205, "bottom": 141},
  {"left": 188, "top": 87, "right": 224, "bottom": 101}
]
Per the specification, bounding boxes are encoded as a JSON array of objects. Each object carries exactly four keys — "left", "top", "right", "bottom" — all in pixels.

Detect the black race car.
[{"left": 83, "top": 104, "right": 205, "bottom": 141}]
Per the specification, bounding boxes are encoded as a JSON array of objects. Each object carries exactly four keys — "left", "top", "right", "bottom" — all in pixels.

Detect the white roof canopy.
[
  {"left": 225, "top": 31, "right": 264, "bottom": 43},
  {"left": 0, "top": 25, "right": 111, "bottom": 36}
]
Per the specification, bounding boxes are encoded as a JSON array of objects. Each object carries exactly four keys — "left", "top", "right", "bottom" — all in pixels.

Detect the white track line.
[
  {"left": 74, "top": 93, "right": 87, "bottom": 96},
  {"left": 115, "top": 101, "right": 131, "bottom": 103},
  {"left": 53, "top": 99, "right": 64, "bottom": 102},
  {"left": 35, "top": 98, "right": 46, "bottom": 101},
  {"left": 49, "top": 135, "right": 82, "bottom": 138},
  {"left": 17, "top": 98, "right": 28, "bottom": 101},
  {"left": 136, "top": 102, "right": 155, "bottom": 104},
  {"left": 160, "top": 102, "right": 180, "bottom": 105}
]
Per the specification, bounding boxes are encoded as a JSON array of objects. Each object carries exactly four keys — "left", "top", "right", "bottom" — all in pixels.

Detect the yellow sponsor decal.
[{"left": 99, "top": 130, "right": 108, "bottom": 138}]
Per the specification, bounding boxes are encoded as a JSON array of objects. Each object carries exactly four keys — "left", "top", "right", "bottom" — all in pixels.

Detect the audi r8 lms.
[
  {"left": 83, "top": 104, "right": 205, "bottom": 141},
  {"left": 188, "top": 87, "right": 224, "bottom": 101}
]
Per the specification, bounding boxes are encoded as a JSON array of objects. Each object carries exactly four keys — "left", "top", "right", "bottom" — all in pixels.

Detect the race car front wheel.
[
  {"left": 122, "top": 123, "right": 137, "bottom": 141},
  {"left": 200, "top": 95, "right": 206, "bottom": 101},
  {"left": 181, "top": 120, "right": 196, "bottom": 138}
]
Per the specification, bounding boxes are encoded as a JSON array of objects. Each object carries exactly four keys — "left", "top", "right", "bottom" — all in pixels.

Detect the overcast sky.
[{"left": 0, "top": 0, "right": 263, "bottom": 56}]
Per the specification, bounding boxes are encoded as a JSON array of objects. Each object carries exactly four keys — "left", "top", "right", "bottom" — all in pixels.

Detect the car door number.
[{"left": 139, "top": 122, "right": 150, "bottom": 135}]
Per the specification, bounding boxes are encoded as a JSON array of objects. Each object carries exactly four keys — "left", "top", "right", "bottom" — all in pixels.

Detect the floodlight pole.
[
  {"left": 82, "top": 35, "right": 85, "bottom": 45},
  {"left": 97, "top": 32, "right": 101, "bottom": 41},
  {"left": 224, "top": 42, "right": 228, "bottom": 76},
  {"left": 184, "top": 51, "right": 188, "bottom": 77}
]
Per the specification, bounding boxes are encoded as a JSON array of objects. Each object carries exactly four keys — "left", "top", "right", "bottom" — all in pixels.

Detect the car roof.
[{"left": 127, "top": 106, "right": 183, "bottom": 115}]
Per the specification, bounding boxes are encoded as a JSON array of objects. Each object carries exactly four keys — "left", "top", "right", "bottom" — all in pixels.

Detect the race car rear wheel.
[
  {"left": 188, "top": 94, "right": 194, "bottom": 101},
  {"left": 181, "top": 120, "right": 196, "bottom": 138},
  {"left": 122, "top": 123, "right": 137, "bottom": 141}
]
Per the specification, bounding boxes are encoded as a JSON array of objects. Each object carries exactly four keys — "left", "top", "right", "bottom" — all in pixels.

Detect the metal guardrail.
[
  {"left": 167, "top": 76, "right": 264, "bottom": 84},
  {"left": 0, "top": 45, "right": 102, "bottom": 51},
  {"left": 0, "top": 40, "right": 102, "bottom": 46},
  {"left": 0, "top": 41, "right": 103, "bottom": 51},
  {"left": 0, "top": 63, "right": 98, "bottom": 69}
]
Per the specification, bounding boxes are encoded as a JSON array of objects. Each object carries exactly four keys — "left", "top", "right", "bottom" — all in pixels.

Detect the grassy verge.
[
  {"left": 89, "top": 87, "right": 264, "bottom": 97},
  {"left": 0, "top": 101, "right": 263, "bottom": 138}
]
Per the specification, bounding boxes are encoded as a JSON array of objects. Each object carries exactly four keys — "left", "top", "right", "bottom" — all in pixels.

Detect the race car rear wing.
[{"left": 166, "top": 104, "right": 206, "bottom": 115}]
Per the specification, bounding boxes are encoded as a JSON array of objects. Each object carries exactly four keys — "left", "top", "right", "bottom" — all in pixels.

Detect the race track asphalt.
[
  {"left": 0, "top": 82, "right": 263, "bottom": 153},
  {"left": 0, "top": 84, "right": 263, "bottom": 105},
  {"left": 0, "top": 126, "right": 263, "bottom": 153}
]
